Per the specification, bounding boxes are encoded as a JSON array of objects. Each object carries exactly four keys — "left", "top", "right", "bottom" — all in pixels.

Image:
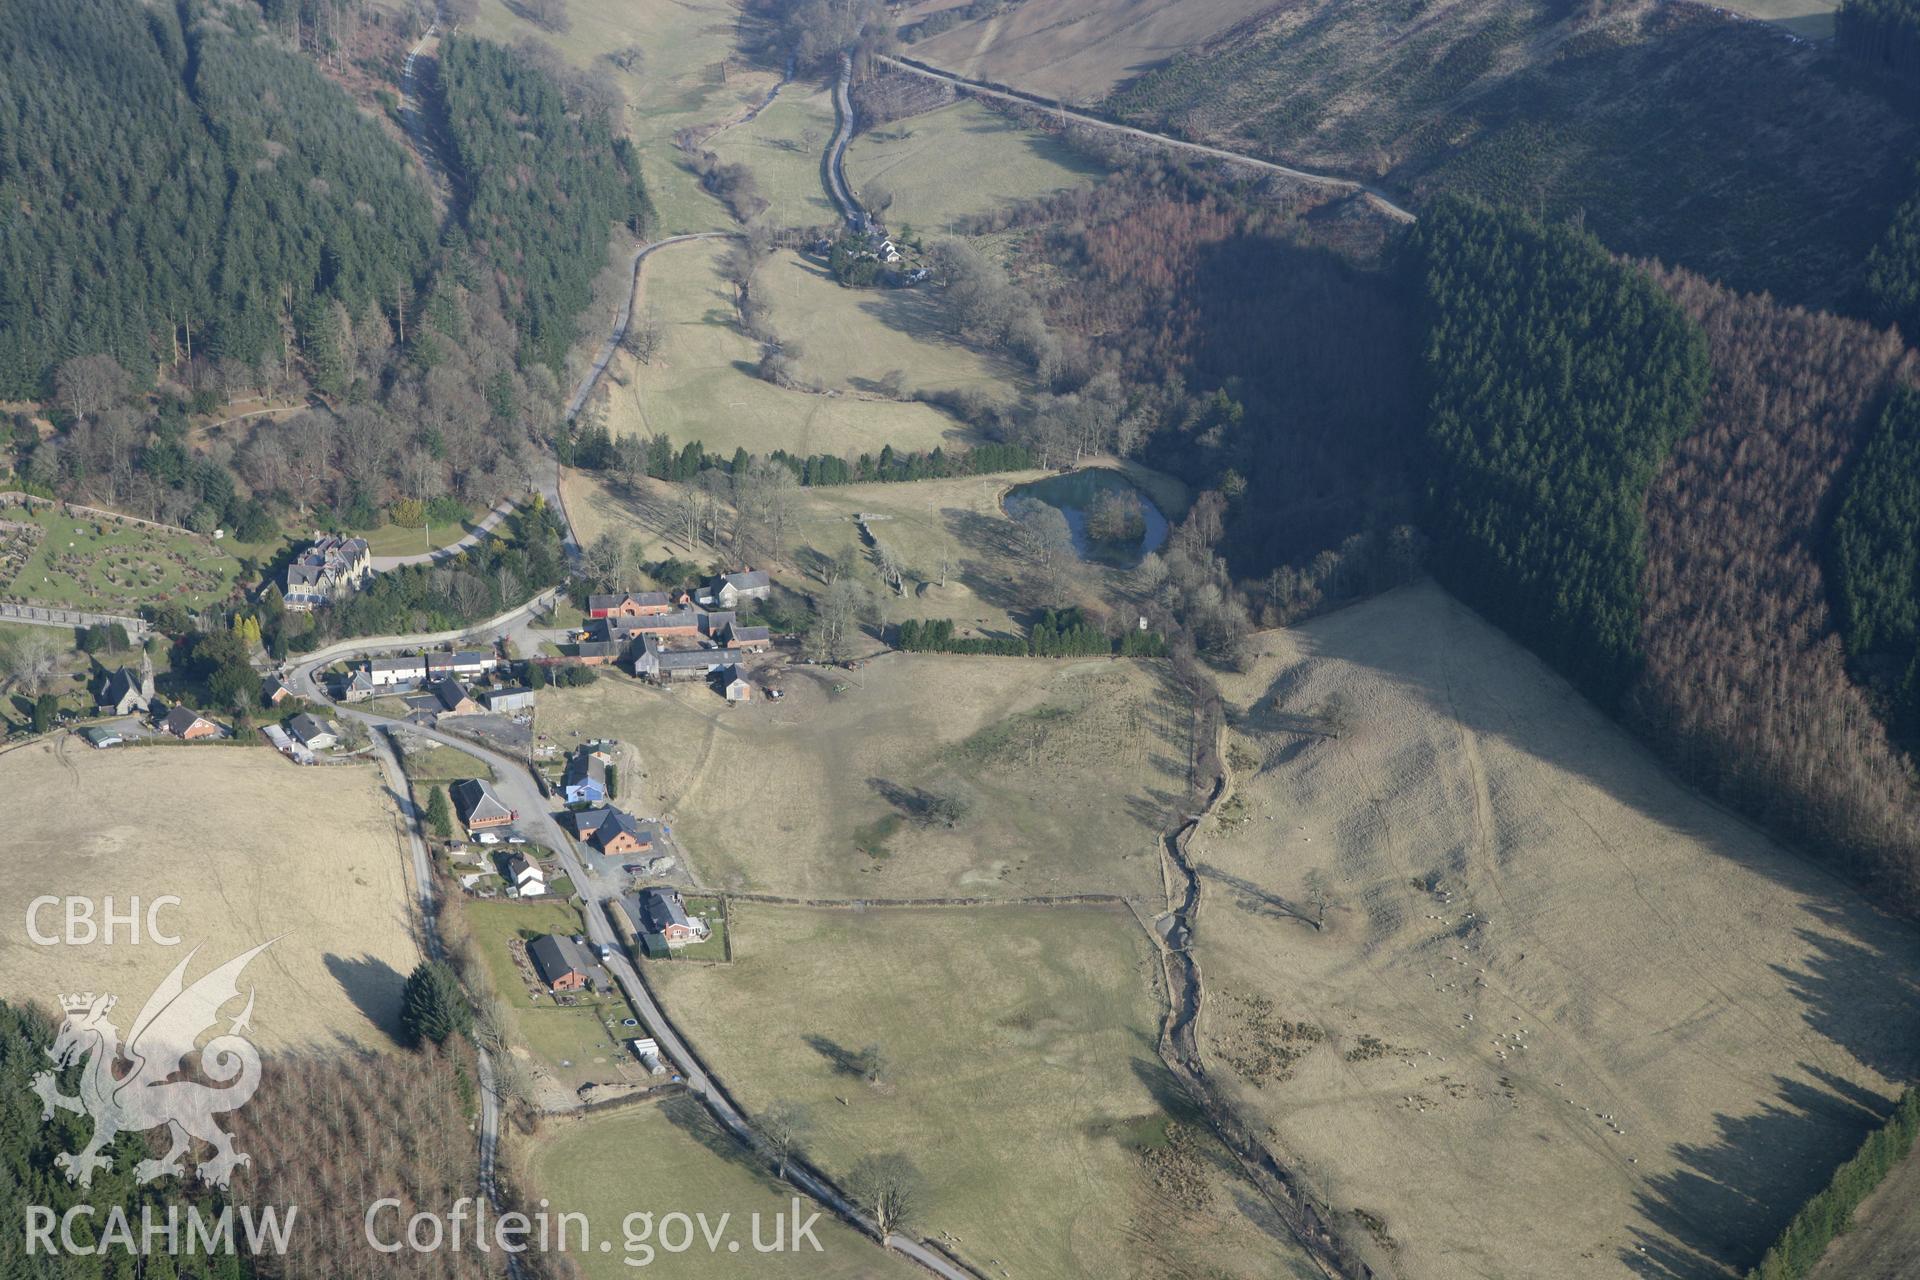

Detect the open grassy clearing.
[
  {"left": 0, "top": 500, "right": 244, "bottom": 613},
  {"left": 0, "top": 740, "right": 419, "bottom": 1049},
  {"left": 899, "top": 0, "right": 1279, "bottom": 101},
  {"left": 353, "top": 505, "right": 482, "bottom": 557},
  {"left": 755, "top": 252, "right": 1027, "bottom": 408},
  {"left": 1807, "top": 1139, "right": 1920, "bottom": 1279},
  {"left": 654, "top": 902, "right": 1315, "bottom": 1279},
  {"left": 602, "top": 241, "right": 979, "bottom": 458},
  {"left": 845, "top": 98, "right": 1106, "bottom": 232},
  {"left": 462, "top": 0, "right": 760, "bottom": 234},
  {"left": 521, "top": 1097, "right": 921, "bottom": 1279},
  {"left": 705, "top": 83, "right": 842, "bottom": 227},
  {"left": 1185, "top": 581, "right": 1920, "bottom": 1278},
  {"left": 537, "top": 652, "right": 1186, "bottom": 900}
]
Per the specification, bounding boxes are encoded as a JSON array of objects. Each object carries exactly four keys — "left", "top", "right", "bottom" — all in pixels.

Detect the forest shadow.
[{"left": 1620, "top": 1072, "right": 1895, "bottom": 1277}]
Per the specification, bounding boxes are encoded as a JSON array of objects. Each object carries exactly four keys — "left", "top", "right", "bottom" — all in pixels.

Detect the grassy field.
[
  {"left": 1185, "top": 582, "right": 1920, "bottom": 1278},
  {"left": 536, "top": 652, "right": 1186, "bottom": 900},
  {"left": 705, "top": 83, "right": 842, "bottom": 227},
  {"left": 0, "top": 740, "right": 419, "bottom": 1049},
  {"left": 354, "top": 506, "right": 481, "bottom": 557},
  {"left": 653, "top": 902, "right": 1315, "bottom": 1279},
  {"left": 601, "top": 241, "right": 983, "bottom": 458},
  {"left": 520, "top": 1097, "right": 922, "bottom": 1279},
  {"left": 900, "top": 0, "right": 1278, "bottom": 100},
  {"left": 0, "top": 501, "right": 244, "bottom": 613},
  {"left": 396, "top": 739, "right": 493, "bottom": 783},
  {"left": 462, "top": 0, "right": 761, "bottom": 234},
  {"left": 844, "top": 99, "right": 1106, "bottom": 232},
  {"left": 461, "top": 898, "right": 640, "bottom": 1095}
]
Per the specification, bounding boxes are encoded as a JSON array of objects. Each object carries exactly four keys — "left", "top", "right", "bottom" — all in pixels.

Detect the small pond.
[{"left": 1002, "top": 468, "right": 1169, "bottom": 567}]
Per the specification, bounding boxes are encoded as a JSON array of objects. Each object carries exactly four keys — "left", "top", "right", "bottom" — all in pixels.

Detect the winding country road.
[
  {"left": 564, "top": 232, "right": 740, "bottom": 423},
  {"left": 826, "top": 53, "right": 866, "bottom": 230},
  {"left": 876, "top": 53, "right": 1416, "bottom": 223}
]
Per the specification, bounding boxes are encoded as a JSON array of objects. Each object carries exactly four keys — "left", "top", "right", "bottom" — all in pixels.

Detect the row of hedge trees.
[
  {"left": 895, "top": 611, "right": 1167, "bottom": 658},
  {"left": 566, "top": 422, "right": 1038, "bottom": 487}
]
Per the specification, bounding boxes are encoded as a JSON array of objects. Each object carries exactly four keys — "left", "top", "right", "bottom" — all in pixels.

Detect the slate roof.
[{"left": 527, "top": 933, "right": 593, "bottom": 986}]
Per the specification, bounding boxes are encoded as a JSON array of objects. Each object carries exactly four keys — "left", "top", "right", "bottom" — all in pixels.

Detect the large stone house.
[
  {"left": 699, "top": 569, "right": 771, "bottom": 610},
  {"left": 283, "top": 535, "right": 372, "bottom": 612}
]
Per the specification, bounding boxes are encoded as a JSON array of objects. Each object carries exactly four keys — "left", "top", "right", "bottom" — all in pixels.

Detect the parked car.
[
  {"left": 476, "top": 831, "right": 501, "bottom": 845},
  {"left": 507, "top": 835, "right": 527, "bottom": 844}
]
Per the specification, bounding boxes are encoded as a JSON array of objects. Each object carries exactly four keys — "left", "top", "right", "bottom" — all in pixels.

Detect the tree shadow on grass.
[
  {"left": 324, "top": 952, "right": 408, "bottom": 1046},
  {"left": 657, "top": 1092, "right": 770, "bottom": 1178}
]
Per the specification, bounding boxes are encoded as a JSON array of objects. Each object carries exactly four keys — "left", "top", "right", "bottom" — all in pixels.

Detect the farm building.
[
  {"left": 722, "top": 665, "right": 752, "bottom": 702},
  {"left": 481, "top": 685, "right": 536, "bottom": 713},
  {"left": 161, "top": 706, "right": 220, "bottom": 740},
  {"left": 452, "top": 778, "right": 516, "bottom": 830},
  {"left": 527, "top": 934, "right": 594, "bottom": 992},
  {"left": 572, "top": 640, "right": 625, "bottom": 666},
  {"left": 630, "top": 634, "right": 744, "bottom": 682},
  {"left": 563, "top": 749, "right": 610, "bottom": 805},
  {"left": 587, "top": 590, "right": 682, "bottom": 619},
  {"left": 82, "top": 726, "right": 123, "bottom": 749}
]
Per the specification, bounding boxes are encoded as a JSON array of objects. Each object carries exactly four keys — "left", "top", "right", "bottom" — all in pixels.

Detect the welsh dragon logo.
[{"left": 31, "top": 940, "right": 274, "bottom": 1189}]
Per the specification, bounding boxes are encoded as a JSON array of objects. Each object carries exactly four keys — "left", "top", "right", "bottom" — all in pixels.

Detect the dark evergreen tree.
[{"left": 400, "top": 960, "right": 472, "bottom": 1047}]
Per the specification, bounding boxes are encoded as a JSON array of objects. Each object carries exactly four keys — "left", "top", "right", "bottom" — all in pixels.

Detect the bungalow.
[
  {"left": 721, "top": 665, "right": 752, "bottom": 702},
  {"left": 428, "top": 678, "right": 482, "bottom": 716},
  {"left": 94, "top": 655, "right": 154, "bottom": 717},
  {"left": 507, "top": 852, "right": 546, "bottom": 896},
  {"left": 574, "top": 807, "right": 653, "bottom": 857},
  {"left": 161, "top": 706, "right": 220, "bottom": 740},
  {"left": 451, "top": 777, "right": 517, "bottom": 830},
  {"left": 481, "top": 685, "right": 536, "bottom": 714},
  {"left": 562, "top": 749, "right": 610, "bottom": 806},
  {"left": 261, "top": 676, "right": 294, "bottom": 706},
  {"left": 286, "top": 712, "right": 339, "bottom": 750},
  {"left": 586, "top": 590, "right": 680, "bottom": 619},
  {"left": 625, "top": 887, "right": 702, "bottom": 946},
  {"left": 425, "top": 650, "right": 500, "bottom": 680},
  {"left": 699, "top": 569, "right": 771, "bottom": 610},
  {"left": 527, "top": 933, "right": 594, "bottom": 992}
]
